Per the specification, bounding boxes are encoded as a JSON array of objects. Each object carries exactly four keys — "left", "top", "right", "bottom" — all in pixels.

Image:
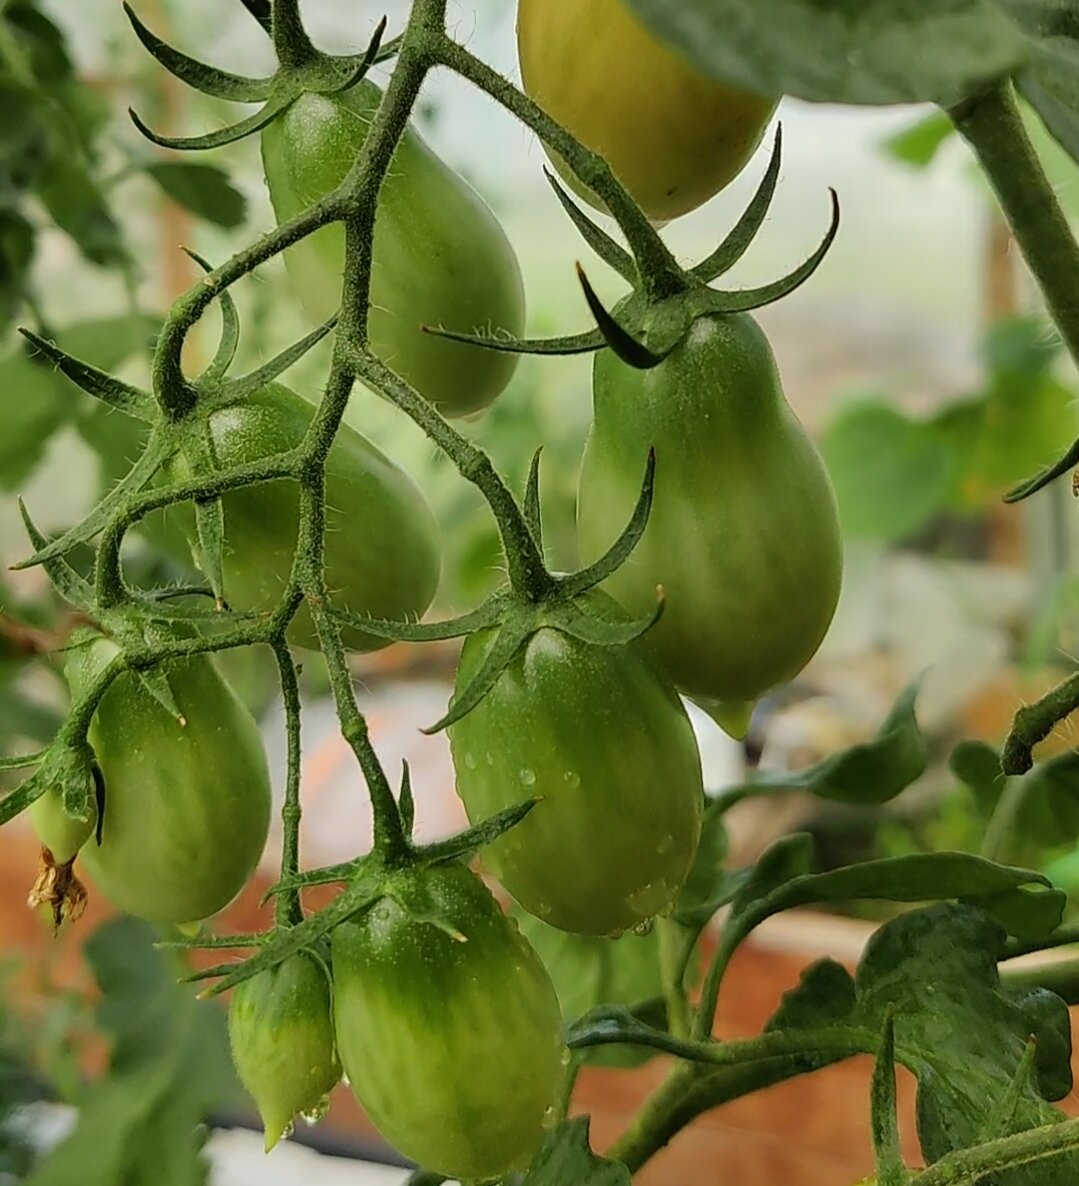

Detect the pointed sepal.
[
  {"left": 16, "top": 502, "right": 96, "bottom": 613},
  {"left": 224, "top": 315, "right": 338, "bottom": 403},
  {"left": 184, "top": 249, "right": 239, "bottom": 383},
  {"left": 129, "top": 87, "right": 295, "bottom": 152},
  {"left": 137, "top": 667, "right": 187, "bottom": 725},
  {"left": 417, "top": 798, "right": 540, "bottom": 866},
  {"left": 19, "top": 328, "right": 154, "bottom": 419},
  {"left": 544, "top": 169, "right": 635, "bottom": 281},
  {"left": 523, "top": 447, "right": 544, "bottom": 554},
  {"left": 421, "top": 322, "right": 604, "bottom": 358},
  {"left": 550, "top": 593, "right": 664, "bottom": 648},
  {"left": 398, "top": 761, "right": 416, "bottom": 839},
  {"left": 576, "top": 265, "right": 669, "bottom": 369},
  {"left": 331, "top": 594, "right": 507, "bottom": 645},
  {"left": 424, "top": 618, "right": 532, "bottom": 734}
]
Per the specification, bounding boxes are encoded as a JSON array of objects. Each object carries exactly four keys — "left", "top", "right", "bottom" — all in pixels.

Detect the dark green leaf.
[
  {"left": 522, "top": 1117, "right": 629, "bottom": 1186},
  {"left": 143, "top": 163, "right": 246, "bottom": 229},
  {"left": 737, "top": 682, "right": 929, "bottom": 807},
  {"left": 855, "top": 904, "right": 1076, "bottom": 1182},
  {"left": 1009, "top": 1, "right": 1079, "bottom": 166},
  {"left": 620, "top": 0, "right": 1024, "bottom": 105},
  {"left": 0, "top": 347, "right": 71, "bottom": 490}
]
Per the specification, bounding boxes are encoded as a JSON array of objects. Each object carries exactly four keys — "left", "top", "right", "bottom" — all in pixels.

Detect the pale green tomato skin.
[
  {"left": 228, "top": 953, "right": 341, "bottom": 1151},
  {"left": 449, "top": 592, "right": 704, "bottom": 937},
  {"left": 71, "top": 636, "right": 272, "bottom": 925},
  {"left": 261, "top": 86, "right": 525, "bottom": 418},
  {"left": 518, "top": 0, "right": 777, "bottom": 222},
  {"left": 30, "top": 787, "right": 95, "bottom": 864},
  {"left": 165, "top": 383, "right": 441, "bottom": 653},
  {"left": 577, "top": 313, "right": 843, "bottom": 730},
  {"left": 332, "top": 864, "right": 566, "bottom": 1181}
]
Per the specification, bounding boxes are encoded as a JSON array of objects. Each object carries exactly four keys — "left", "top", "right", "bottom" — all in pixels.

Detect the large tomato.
[
  {"left": 228, "top": 952, "right": 341, "bottom": 1150},
  {"left": 517, "top": 0, "right": 776, "bottom": 223},
  {"left": 166, "top": 382, "right": 440, "bottom": 653},
  {"left": 261, "top": 86, "right": 525, "bottom": 418},
  {"left": 577, "top": 311, "right": 843, "bottom": 739},
  {"left": 332, "top": 863, "right": 566, "bottom": 1180},
  {"left": 448, "top": 592, "right": 703, "bottom": 937},
  {"left": 66, "top": 633, "right": 271, "bottom": 924}
]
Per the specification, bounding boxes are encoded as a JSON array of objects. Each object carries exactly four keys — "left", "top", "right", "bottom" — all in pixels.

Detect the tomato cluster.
[{"left": 24, "top": 0, "right": 846, "bottom": 1178}]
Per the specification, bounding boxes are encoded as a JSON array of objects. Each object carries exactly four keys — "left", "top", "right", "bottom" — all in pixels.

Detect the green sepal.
[
  {"left": 869, "top": 1009, "right": 905, "bottom": 1186},
  {"left": 1004, "top": 436, "right": 1079, "bottom": 503},
  {"left": 222, "top": 315, "right": 338, "bottom": 404},
  {"left": 129, "top": 88, "right": 296, "bottom": 152},
  {"left": 692, "top": 124, "right": 783, "bottom": 283},
  {"left": 136, "top": 667, "right": 187, "bottom": 725},
  {"left": 330, "top": 594, "right": 507, "bottom": 644},
  {"left": 17, "top": 502, "right": 96, "bottom": 613},
  {"left": 122, "top": 3, "right": 273, "bottom": 102},
  {"left": 543, "top": 169, "right": 636, "bottom": 282},
  {"left": 0, "top": 749, "right": 46, "bottom": 772},
  {"left": 12, "top": 432, "right": 174, "bottom": 571},
  {"left": 576, "top": 265, "right": 669, "bottom": 370},
  {"left": 547, "top": 595, "right": 664, "bottom": 648},
  {"left": 559, "top": 448, "right": 656, "bottom": 598},
  {"left": 184, "top": 249, "right": 239, "bottom": 383},
  {"left": 425, "top": 617, "right": 533, "bottom": 735},
  {"left": 421, "top": 322, "right": 604, "bottom": 358},
  {"left": 18, "top": 328, "right": 154, "bottom": 420},
  {"left": 523, "top": 447, "right": 544, "bottom": 552},
  {"left": 398, "top": 761, "right": 415, "bottom": 838},
  {"left": 415, "top": 797, "right": 540, "bottom": 865},
  {"left": 384, "top": 871, "right": 469, "bottom": 943},
  {"left": 262, "top": 861, "right": 360, "bottom": 904},
  {"left": 699, "top": 189, "right": 841, "bottom": 315}
]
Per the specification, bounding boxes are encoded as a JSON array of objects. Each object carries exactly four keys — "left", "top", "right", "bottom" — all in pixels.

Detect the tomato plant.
[
  {"left": 57, "top": 632, "right": 271, "bottom": 925},
  {"left": 261, "top": 85, "right": 526, "bottom": 418},
  {"left": 228, "top": 951, "right": 341, "bottom": 1150},
  {"left": 6, "top": 1, "right": 1079, "bottom": 1184},
  {"left": 166, "top": 382, "right": 441, "bottom": 652},
  {"left": 332, "top": 862, "right": 566, "bottom": 1179},
  {"left": 578, "top": 310, "right": 843, "bottom": 738},
  {"left": 517, "top": 0, "right": 776, "bottom": 222},
  {"left": 449, "top": 592, "right": 703, "bottom": 936}
]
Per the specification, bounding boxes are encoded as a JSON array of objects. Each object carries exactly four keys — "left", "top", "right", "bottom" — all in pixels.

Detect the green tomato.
[
  {"left": 448, "top": 593, "right": 703, "bottom": 936},
  {"left": 261, "top": 86, "right": 525, "bottom": 418},
  {"left": 30, "top": 783, "right": 96, "bottom": 865},
  {"left": 69, "top": 634, "right": 271, "bottom": 925},
  {"left": 577, "top": 312, "right": 843, "bottom": 738},
  {"left": 166, "top": 382, "right": 441, "bottom": 653},
  {"left": 333, "top": 863, "right": 566, "bottom": 1180},
  {"left": 228, "top": 952, "right": 341, "bottom": 1151},
  {"left": 517, "top": 0, "right": 776, "bottom": 223}
]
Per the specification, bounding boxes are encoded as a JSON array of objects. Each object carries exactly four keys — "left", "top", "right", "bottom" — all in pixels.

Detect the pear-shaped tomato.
[
  {"left": 517, "top": 0, "right": 776, "bottom": 222},
  {"left": 30, "top": 782, "right": 96, "bottom": 864},
  {"left": 449, "top": 592, "right": 703, "bottom": 936},
  {"left": 332, "top": 863, "right": 566, "bottom": 1180},
  {"left": 228, "top": 952, "right": 341, "bottom": 1150},
  {"left": 261, "top": 86, "right": 525, "bottom": 418},
  {"left": 68, "top": 634, "right": 271, "bottom": 924},
  {"left": 577, "top": 312, "right": 843, "bottom": 738},
  {"left": 166, "top": 382, "right": 441, "bottom": 653}
]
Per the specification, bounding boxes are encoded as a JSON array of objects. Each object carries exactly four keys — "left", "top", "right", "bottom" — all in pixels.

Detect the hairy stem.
[{"left": 272, "top": 642, "right": 304, "bottom": 928}]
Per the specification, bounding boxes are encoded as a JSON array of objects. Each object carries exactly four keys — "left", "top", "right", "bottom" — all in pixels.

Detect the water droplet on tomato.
[
  {"left": 542, "top": 1104, "right": 559, "bottom": 1130},
  {"left": 632, "top": 918, "right": 655, "bottom": 937},
  {"left": 656, "top": 834, "right": 673, "bottom": 854},
  {"left": 520, "top": 768, "right": 536, "bottom": 786},
  {"left": 563, "top": 770, "right": 580, "bottom": 788},
  {"left": 463, "top": 752, "right": 477, "bottom": 770},
  {"left": 301, "top": 1094, "right": 331, "bottom": 1125}
]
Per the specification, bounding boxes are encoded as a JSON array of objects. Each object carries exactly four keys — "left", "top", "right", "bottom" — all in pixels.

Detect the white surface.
[{"left": 208, "top": 1129, "right": 410, "bottom": 1186}]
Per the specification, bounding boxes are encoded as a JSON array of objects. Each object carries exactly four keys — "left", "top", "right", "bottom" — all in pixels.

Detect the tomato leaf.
[
  {"left": 725, "top": 681, "right": 929, "bottom": 808},
  {"left": 769, "top": 903, "right": 1077, "bottom": 1182},
  {"left": 882, "top": 112, "right": 957, "bottom": 169},
  {"left": 143, "top": 162, "right": 247, "bottom": 229},
  {"left": 522, "top": 1117, "right": 629, "bottom": 1186},
  {"left": 24, "top": 916, "right": 237, "bottom": 1186},
  {"left": 1011, "top": 1, "right": 1079, "bottom": 167},
  {"left": 619, "top": 0, "right": 1025, "bottom": 106}
]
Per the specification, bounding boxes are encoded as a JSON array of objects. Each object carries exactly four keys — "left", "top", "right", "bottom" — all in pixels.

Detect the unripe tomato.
[
  {"left": 449, "top": 593, "right": 703, "bottom": 936},
  {"left": 577, "top": 312, "right": 843, "bottom": 738},
  {"left": 517, "top": 0, "right": 777, "bottom": 222},
  {"left": 261, "top": 86, "right": 525, "bottom": 418},
  {"left": 332, "top": 863, "right": 566, "bottom": 1180},
  {"left": 228, "top": 952, "right": 341, "bottom": 1150},
  {"left": 30, "top": 785, "right": 95, "bottom": 864},
  {"left": 69, "top": 634, "right": 271, "bottom": 924},
  {"left": 167, "top": 383, "right": 441, "bottom": 653}
]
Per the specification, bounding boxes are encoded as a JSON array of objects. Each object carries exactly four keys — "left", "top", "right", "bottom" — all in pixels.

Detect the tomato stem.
[
  {"left": 272, "top": 642, "right": 304, "bottom": 928},
  {"left": 269, "top": 0, "right": 316, "bottom": 71},
  {"left": 434, "top": 35, "right": 688, "bottom": 303}
]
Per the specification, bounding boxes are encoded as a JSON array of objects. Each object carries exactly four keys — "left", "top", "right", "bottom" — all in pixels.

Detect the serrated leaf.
[
  {"left": 620, "top": 0, "right": 1024, "bottom": 106},
  {"left": 521, "top": 1117, "right": 629, "bottom": 1186},
  {"left": 143, "top": 162, "right": 246, "bottom": 229}
]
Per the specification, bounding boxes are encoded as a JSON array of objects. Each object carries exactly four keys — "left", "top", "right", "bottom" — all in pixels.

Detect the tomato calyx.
[
  {"left": 425, "top": 128, "right": 841, "bottom": 375},
  {"left": 331, "top": 447, "right": 663, "bottom": 732},
  {"left": 123, "top": 4, "right": 396, "bottom": 152}
]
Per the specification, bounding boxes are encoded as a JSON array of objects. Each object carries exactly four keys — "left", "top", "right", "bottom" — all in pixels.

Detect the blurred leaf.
[
  {"left": 522, "top": 1117, "right": 629, "bottom": 1186},
  {"left": 0, "top": 208, "right": 34, "bottom": 334},
  {"left": 0, "top": 346, "right": 70, "bottom": 490},
  {"left": 734, "top": 682, "right": 929, "bottom": 807},
  {"left": 517, "top": 911, "right": 663, "bottom": 1068},
  {"left": 34, "top": 150, "right": 125, "bottom": 269},
  {"left": 821, "top": 400, "right": 958, "bottom": 541},
  {"left": 24, "top": 916, "right": 238, "bottom": 1186},
  {"left": 144, "top": 162, "right": 246, "bottom": 229},
  {"left": 883, "top": 112, "right": 956, "bottom": 168},
  {"left": 620, "top": 0, "right": 1023, "bottom": 105}
]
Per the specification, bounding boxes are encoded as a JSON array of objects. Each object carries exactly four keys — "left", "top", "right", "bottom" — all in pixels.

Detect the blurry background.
[{"left": 3, "top": 2, "right": 1079, "bottom": 1183}]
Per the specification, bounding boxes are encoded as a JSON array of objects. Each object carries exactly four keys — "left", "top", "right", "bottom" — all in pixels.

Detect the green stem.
[
  {"left": 270, "top": 0, "right": 315, "bottom": 69},
  {"left": 691, "top": 929, "right": 738, "bottom": 1041},
  {"left": 951, "top": 80, "right": 1079, "bottom": 390},
  {"left": 657, "top": 918, "right": 691, "bottom": 1039},
  {"left": 272, "top": 642, "right": 304, "bottom": 928},
  {"left": 912, "top": 1116, "right": 1079, "bottom": 1186},
  {"left": 1001, "top": 955, "right": 1079, "bottom": 1006},
  {"left": 435, "top": 36, "right": 685, "bottom": 302},
  {"left": 1000, "top": 670, "right": 1079, "bottom": 775}
]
